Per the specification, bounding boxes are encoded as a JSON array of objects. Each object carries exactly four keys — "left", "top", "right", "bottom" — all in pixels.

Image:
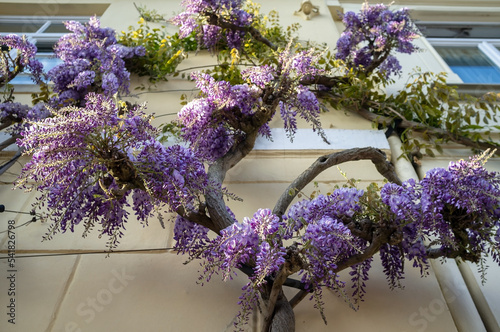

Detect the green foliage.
[
  {"left": 159, "top": 121, "right": 183, "bottom": 144},
  {"left": 31, "top": 82, "right": 55, "bottom": 105},
  {"left": 243, "top": 2, "right": 300, "bottom": 59},
  {"left": 133, "top": 3, "right": 166, "bottom": 23},
  {"left": 323, "top": 66, "right": 500, "bottom": 159},
  {"left": 118, "top": 18, "right": 198, "bottom": 85}
]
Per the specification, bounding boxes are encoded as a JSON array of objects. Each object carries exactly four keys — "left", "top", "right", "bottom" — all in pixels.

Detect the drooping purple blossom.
[
  {"left": 0, "top": 102, "right": 50, "bottom": 135},
  {"left": 287, "top": 188, "right": 364, "bottom": 231},
  {"left": 179, "top": 47, "right": 328, "bottom": 160},
  {"left": 178, "top": 72, "right": 261, "bottom": 161},
  {"left": 174, "top": 208, "right": 287, "bottom": 328},
  {"left": 379, "top": 243, "right": 405, "bottom": 289},
  {"left": 171, "top": 0, "right": 252, "bottom": 51},
  {"left": 241, "top": 65, "right": 275, "bottom": 89},
  {"left": 349, "top": 256, "right": 372, "bottom": 305},
  {"left": 381, "top": 151, "right": 500, "bottom": 273},
  {"left": 17, "top": 93, "right": 207, "bottom": 248},
  {"left": 336, "top": 2, "right": 420, "bottom": 77},
  {"left": 48, "top": 17, "right": 144, "bottom": 106},
  {"left": 0, "top": 34, "right": 45, "bottom": 84}
]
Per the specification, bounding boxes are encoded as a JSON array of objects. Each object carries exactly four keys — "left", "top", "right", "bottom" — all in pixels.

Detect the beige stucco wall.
[{"left": 1, "top": 1, "right": 499, "bottom": 331}]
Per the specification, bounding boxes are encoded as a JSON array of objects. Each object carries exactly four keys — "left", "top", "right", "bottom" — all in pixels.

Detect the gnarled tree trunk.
[{"left": 268, "top": 292, "right": 295, "bottom": 332}]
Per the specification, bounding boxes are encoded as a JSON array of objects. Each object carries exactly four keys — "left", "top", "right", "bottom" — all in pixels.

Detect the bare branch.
[
  {"left": 0, "top": 118, "right": 14, "bottom": 131},
  {"left": 0, "top": 135, "right": 20, "bottom": 151},
  {"left": 176, "top": 205, "right": 217, "bottom": 233},
  {"left": 273, "top": 147, "right": 401, "bottom": 217},
  {"left": 205, "top": 12, "right": 277, "bottom": 51},
  {"left": 263, "top": 244, "right": 304, "bottom": 332}
]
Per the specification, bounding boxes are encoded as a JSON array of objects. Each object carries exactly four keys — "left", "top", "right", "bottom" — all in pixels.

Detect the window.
[
  {"left": 0, "top": 16, "right": 91, "bottom": 84},
  {"left": 0, "top": 3, "right": 109, "bottom": 85},
  {"left": 417, "top": 22, "right": 500, "bottom": 84}
]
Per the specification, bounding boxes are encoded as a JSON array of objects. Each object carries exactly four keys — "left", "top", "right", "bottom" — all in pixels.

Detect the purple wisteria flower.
[
  {"left": 381, "top": 151, "right": 500, "bottom": 273},
  {"left": 176, "top": 208, "right": 287, "bottom": 328},
  {"left": 287, "top": 188, "right": 364, "bottom": 231},
  {"left": 336, "top": 2, "right": 420, "bottom": 77},
  {"left": 48, "top": 17, "right": 144, "bottom": 106},
  {"left": 171, "top": 0, "right": 252, "bottom": 51},
  {"left": 178, "top": 72, "right": 261, "bottom": 161},
  {"left": 179, "top": 48, "right": 327, "bottom": 161},
  {"left": 0, "top": 34, "right": 45, "bottom": 84},
  {"left": 17, "top": 93, "right": 207, "bottom": 249},
  {"left": 0, "top": 102, "right": 50, "bottom": 135}
]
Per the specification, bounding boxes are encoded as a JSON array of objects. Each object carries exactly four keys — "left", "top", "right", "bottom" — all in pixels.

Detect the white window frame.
[
  {"left": 418, "top": 21, "right": 500, "bottom": 85},
  {"left": 0, "top": 16, "right": 88, "bottom": 44},
  {"left": 0, "top": 16, "right": 92, "bottom": 88},
  {"left": 427, "top": 38, "right": 500, "bottom": 85}
]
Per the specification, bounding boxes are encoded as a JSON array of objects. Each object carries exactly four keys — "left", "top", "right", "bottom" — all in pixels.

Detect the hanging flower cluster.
[
  {"left": 286, "top": 188, "right": 365, "bottom": 306},
  {"left": 0, "top": 34, "right": 45, "bottom": 84},
  {"left": 0, "top": 102, "right": 50, "bottom": 135},
  {"left": 171, "top": 154, "right": 499, "bottom": 322},
  {"left": 336, "top": 2, "right": 420, "bottom": 77},
  {"left": 171, "top": 0, "right": 252, "bottom": 50},
  {"left": 17, "top": 93, "right": 207, "bottom": 249},
  {"left": 48, "top": 17, "right": 145, "bottom": 107},
  {"left": 381, "top": 151, "right": 500, "bottom": 279},
  {"left": 174, "top": 208, "right": 288, "bottom": 327},
  {"left": 178, "top": 71, "right": 263, "bottom": 161},
  {"left": 179, "top": 47, "right": 326, "bottom": 161}
]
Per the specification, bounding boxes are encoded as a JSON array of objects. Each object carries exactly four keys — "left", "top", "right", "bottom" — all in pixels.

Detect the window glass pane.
[
  {"left": 0, "top": 22, "right": 42, "bottom": 33},
  {"left": 37, "top": 54, "right": 61, "bottom": 72},
  {"left": 35, "top": 41, "right": 55, "bottom": 53},
  {"left": 9, "top": 54, "right": 61, "bottom": 85},
  {"left": 417, "top": 24, "right": 500, "bottom": 39},
  {"left": 44, "top": 23, "right": 69, "bottom": 33},
  {"left": 434, "top": 46, "right": 500, "bottom": 83}
]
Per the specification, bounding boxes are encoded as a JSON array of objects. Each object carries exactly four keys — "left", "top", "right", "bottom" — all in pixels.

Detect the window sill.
[{"left": 453, "top": 83, "right": 500, "bottom": 96}]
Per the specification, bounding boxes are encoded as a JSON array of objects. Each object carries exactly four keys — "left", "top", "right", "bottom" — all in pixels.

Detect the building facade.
[{"left": 0, "top": 1, "right": 499, "bottom": 331}]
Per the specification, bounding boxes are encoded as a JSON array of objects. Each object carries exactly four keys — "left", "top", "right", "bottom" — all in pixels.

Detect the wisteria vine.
[
  {"left": 336, "top": 2, "right": 420, "bottom": 77},
  {"left": 172, "top": 153, "right": 499, "bottom": 326},
  {"left": 48, "top": 17, "right": 145, "bottom": 106},
  {"left": 17, "top": 93, "right": 207, "bottom": 249},
  {"left": 8, "top": 1, "right": 500, "bottom": 331}
]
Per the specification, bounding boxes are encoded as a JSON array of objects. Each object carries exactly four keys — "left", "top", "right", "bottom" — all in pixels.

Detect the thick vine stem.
[
  {"left": 205, "top": 118, "right": 267, "bottom": 231},
  {"left": 273, "top": 147, "right": 401, "bottom": 217},
  {"left": 205, "top": 12, "right": 278, "bottom": 51},
  {"left": 0, "top": 135, "right": 20, "bottom": 152},
  {"left": 0, "top": 118, "right": 15, "bottom": 131},
  {"left": 176, "top": 205, "right": 217, "bottom": 233},
  {"left": 263, "top": 245, "right": 304, "bottom": 332},
  {"left": 352, "top": 105, "right": 500, "bottom": 156},
  {"left": 205, "top": 99, "right": 279, "bottom": 232},
  {"left": 268, "top": 292, "right": 295, "bottom": 332}
]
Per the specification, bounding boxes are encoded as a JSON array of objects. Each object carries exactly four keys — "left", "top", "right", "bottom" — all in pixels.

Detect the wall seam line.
[{"left": 45, "top": 255, "right": 81, "bottom": 332}]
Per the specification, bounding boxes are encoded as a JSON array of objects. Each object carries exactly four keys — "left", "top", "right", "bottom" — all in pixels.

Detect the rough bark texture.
[
  {"left": 0, "top": 135, "right": 19, "bottom": 152},
  {"left": 273, "top": 147, "right": 401, "bottom": 217},
  {"left": 269, "top": 292, "right": 295, "bottom": 332},
  {"left": 352, "top": 106, "right": 500, "bottom": 156}
]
